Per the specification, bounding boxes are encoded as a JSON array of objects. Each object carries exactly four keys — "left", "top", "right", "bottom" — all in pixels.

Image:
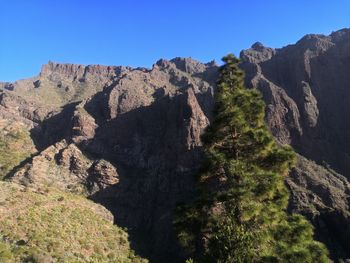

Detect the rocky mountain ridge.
[{"left": 1, "top": 29, "right": 350, "bottom": 262}]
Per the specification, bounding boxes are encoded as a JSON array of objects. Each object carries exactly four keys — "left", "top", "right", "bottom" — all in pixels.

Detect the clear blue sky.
[{"left": 1, "top": 1, "right": 350, "bottom": 82}]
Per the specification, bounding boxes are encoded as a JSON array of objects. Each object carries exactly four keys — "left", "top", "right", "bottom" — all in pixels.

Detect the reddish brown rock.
[{"left": 10, "top": 140, "right": 119, "bottom": 195}]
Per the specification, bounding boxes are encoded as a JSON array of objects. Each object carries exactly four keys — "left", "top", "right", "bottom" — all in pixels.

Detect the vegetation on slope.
[
  {"left": 0, "top": 182, "right": 147, "bottom": 263},
  {"left": 175, "top": 54, "right": 329, "bottom": 262},
  {"left": 0, "top": 122, "right": 35, "bottom": 179},
  {"left": 0, "top": 120, "right": 146, "bottom": 262}
]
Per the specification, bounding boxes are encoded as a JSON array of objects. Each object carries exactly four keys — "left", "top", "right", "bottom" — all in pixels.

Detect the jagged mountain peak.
[
  {"left": 330, "top": 27, "right": 350, "bottom": 41},
  {"left": 154, "top": 57, "right": 217, "bottom": 74},
  {"left": 40, "top": 60, "right": 130, "bottom": 81},
  {"left": 251, "top": 41, "right": 266, "bottom": 50},
  {"left": 241, "top": 28, "right": 350, "bottom": 65}
]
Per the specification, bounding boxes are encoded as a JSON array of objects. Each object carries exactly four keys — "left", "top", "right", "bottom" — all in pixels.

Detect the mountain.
[{"left": 1, "top": 29, "right": 350, "bottom": 262}]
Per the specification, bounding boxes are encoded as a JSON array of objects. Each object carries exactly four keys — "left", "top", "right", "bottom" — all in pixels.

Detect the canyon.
[{"left": 1, "top": 28, "right": 350, "bottom": 262}]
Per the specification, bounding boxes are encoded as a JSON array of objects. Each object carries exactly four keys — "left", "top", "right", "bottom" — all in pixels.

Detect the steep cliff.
[
  {"left": 240, "top": 29, "right": 350, "bottom": 178},
  {"left": 240, "top": 29, "right": 350, "bottom": 260}
]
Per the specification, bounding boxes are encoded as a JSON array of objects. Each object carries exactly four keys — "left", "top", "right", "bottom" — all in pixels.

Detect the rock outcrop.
[{"left": 10, "top": 140, "right": 119, "bottom": 195}]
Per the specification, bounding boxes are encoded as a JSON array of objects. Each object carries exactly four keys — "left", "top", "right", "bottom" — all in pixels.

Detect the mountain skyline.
[{"left": 1, "top": 0, "right": 350, "bottom": 82}]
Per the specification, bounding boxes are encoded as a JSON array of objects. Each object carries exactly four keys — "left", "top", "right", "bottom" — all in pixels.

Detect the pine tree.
[{"left": 175, "top": 54, "right": 329, "bottom": 263}]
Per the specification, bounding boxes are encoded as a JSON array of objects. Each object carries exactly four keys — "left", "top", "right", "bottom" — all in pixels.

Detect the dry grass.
[{"left": 0, "top": 182, "right": 147, "bottom": 263}]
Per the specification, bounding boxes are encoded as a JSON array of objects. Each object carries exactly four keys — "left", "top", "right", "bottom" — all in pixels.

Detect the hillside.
[{"left": 0, "top": 181, "right": 146, "bottom": 263}]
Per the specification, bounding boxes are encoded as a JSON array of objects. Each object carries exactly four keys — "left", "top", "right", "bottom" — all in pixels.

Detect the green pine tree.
[{"left": 175, "top": 54, "right": 329, "bottom": 263}]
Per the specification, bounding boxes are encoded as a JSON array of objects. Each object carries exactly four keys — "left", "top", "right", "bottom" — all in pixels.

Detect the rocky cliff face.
[
  {"left": 240, "top": 29, "right": 350, "bottom": 177},
  {"left": 240, "top": 29, "right": 350, "bottom": 260},
  {"left": 1, "top": 29, "right": 350, "bottom": 262}
]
